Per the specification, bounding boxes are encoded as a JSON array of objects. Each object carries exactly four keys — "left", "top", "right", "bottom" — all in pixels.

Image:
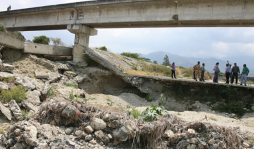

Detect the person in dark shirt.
[
  {"left": 231, "top": 63, "right": 240, "bottom": 84},
  {"left": 7, "top": 5, "right": 11, "bottom": 11}
]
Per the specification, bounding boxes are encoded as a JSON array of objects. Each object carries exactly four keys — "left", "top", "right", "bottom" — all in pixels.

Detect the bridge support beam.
[{"left": 67, "top": 24, "right": 97, "bottom": 62}]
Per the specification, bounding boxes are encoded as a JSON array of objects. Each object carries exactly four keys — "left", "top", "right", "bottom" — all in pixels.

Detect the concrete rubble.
[{"left": 0, "top": 52, "right": 253, "bottom": 149}]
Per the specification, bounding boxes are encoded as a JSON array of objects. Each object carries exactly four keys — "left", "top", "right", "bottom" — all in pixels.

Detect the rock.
[
  {"left": 0, "top": 72, "right": 15, "bottom": 80},
  {"left": 89, "top": 139, "right": 97, "bottom": 144},
  {"left": 64, "top": 71, "right": 77, "bottom": 79},
  {"left": 26, "top": 90, "right": 41, "bottom": 106},
  {"left": 48, "top": 72, "right": 61, "bottom": 83},
  {"left": 75, "top": 130, "right": 85, "bottom": 138},
  {"left": 0, "top": 102, "right": 12, "bottom": 121},
  {"left": 198, "top": 143, "right": 205, "bottom": 149},
  {"left": 208, "top": 139, "right": 215, "bottom": 145},
  {"left": 163, "top": 130, "right": 174, "bottom": 138},
  {"left": 65, "top": 127, "right": 74, "bottom": 135},
  {"left": 102, "top": 114, "right": 110, "bottom": 122},
  {"left": 21, "top": 100, "right": 38, "bottom": 112},
  {"left": 15, "top": 76, "right": 43, "bottom": 90},
  {"left": 243, "top": 142, "right": 250, "bottom": 148},
  {"left": 9, "top": 100, "right": 23, "bottom": 121},
  {"left": 113, "top": 126, "right": 130, "bottom": 142},
  {"left": 212, "top": 144, "right": 219, "bottom": 149},
  {"left": 124, "top": 120, "right": 136, "bottom": 138},
  {"left": 1, "top": 63, "right": 14, "bottom": 73},
  {"left": 251, "top": 105, "right": 254, "bottom": 111},
  {"left": 176, "top": 140, "right": 189, "bottom": 149},
  {"left": 85, "top": 134, "right": 93, "bottom": 142},
  {"left": 188, "top": 129, "right": 196, "bottom": 134},
  {"left": 94, "top": 130, "right": 104, "bottom": 140},
  {"left": 108, "top": 120, "right": 120, "bottom": 128},
  {"left": 23, "top": 123, "right": 38, "bottom": 147},
  {"left": 35, "top": 71, "right": 49, "bottom": 79},
  {"left": 0, "top": 82, "right": 8, "bottom": 91},
  {"left": 41, "top": 82, "right": 49, "bottom": 100},
  {"left": 85, "top": 125, "right": 94, "bottom": 133},
  {"left": 56, "top": 63, "right": 73, "bottom": 71},
  {"left": 189, "top": 138, "right": 198, "bottom": 144},
  {"left": 73, "top": 74, "right": 89, "bottom": 83},
  {"left": 108, "top": 134, "right": 113, "bottom": 139},
  {"left": 90, "top": 118, "right": 107, "bottom": 130},
  {"left": 187, "top": 144, "right": 197, "bottom": 149},
  {"left": 61, "top": 105, "right": 80, "bottom": 121}
]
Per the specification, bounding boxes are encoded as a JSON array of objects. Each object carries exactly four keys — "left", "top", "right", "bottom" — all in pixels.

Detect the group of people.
[
  {"left": 212, "top": 62, "right": 249, "bottom": 86},
  {"left": 170, "top": 61, "right": 250, "bottom": 86}
]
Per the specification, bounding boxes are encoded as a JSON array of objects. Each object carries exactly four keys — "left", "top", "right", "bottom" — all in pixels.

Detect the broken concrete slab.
[
  {"left": 0, "top": 63, "right": 15, "bottom": 73},
  {"left": 0, "top": 102, "right": 12, "bottom": 121},
  {"left": 35, "top": 71, "right": 49, "bottom": 79},
  {"left": 9, "top": 100, "right": 23, "bottom": 121}
]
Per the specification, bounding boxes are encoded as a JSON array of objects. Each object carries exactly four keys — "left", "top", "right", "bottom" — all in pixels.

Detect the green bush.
[
  {"left": 47, "top": 85, "right": 57, "bottom": 98},
  {"left": 1, "top": 86, "right": 26, "bottom": 103},
  {"left": 138, "top": 106, "right": 164, "bottom": 122},
  {"left": 99, "top": 46, "right": 108, "bottom": 51},
  {"left": 0, "top": 24, "right": 5, "bottom": 31},
  {"left": 121, "top": 52, "right": 151, "bottom": 62},
  {"left": 33, "top": 35, "right": 50, "bottom": 44}
]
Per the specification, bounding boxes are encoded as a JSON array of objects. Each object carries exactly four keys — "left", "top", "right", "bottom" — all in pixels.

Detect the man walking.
[
  {"left": 225, "top": 64, "right": 230, "bottom": 84},
  {"left": 213, "top": 62, "right": 220, "bottom": 83},
  {"left": 193, "top": 61, "right": 200, "bottom": 81},
  {"left": 240, "top": 64, "right": 249, "bottom": 86},
  {"left": 200, "top": 63, "right": 206, "bottom": 81},
  {"left": 231, "top": 63, "right": 240, "bottom": 84}
]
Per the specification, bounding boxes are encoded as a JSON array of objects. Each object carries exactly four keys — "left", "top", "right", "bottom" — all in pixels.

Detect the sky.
[{"left": 1, "top": 0, "right": 254, "bottom": 60}]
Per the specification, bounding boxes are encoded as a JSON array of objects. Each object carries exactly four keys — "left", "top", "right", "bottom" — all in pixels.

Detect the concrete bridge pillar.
[{"left": 67, "top": 24, "right": 97, "bottom": 62}]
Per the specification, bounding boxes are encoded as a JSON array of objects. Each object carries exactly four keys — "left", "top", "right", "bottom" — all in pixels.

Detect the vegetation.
[
  {"left": 121, "top": 52, "right": 151, "bottom": 62},
  {"left": 162, "top": 55, "right": 170, "bottom": 66},
  {"left": 65, "top": 82, "right": 78, "bottom": 89},
  {"left": 46, "top": 85, "right": 57, "bottom": 98},
  {"left": 22, "top": 110, "right": 30, "bottom": 119},
  {"left": 99, "top": 46, "right": 108, "bottom": 51},
  {"left": 138, "top": 106, "right": 164, "bottom": 122},
  {"left": 0, "top": 24, "right": 4, "bottom": 31},
  {"left": 153, "top": 61, "right": 158, "bottom": 64},
  {"left": 69, "top": 90, "right": 75, "bottom": 100},
  {"left": 131, "top": 108, "right": 140, "bottom": 118},
  {"left": 33, "top": 35, "right": 50, "bottom": 45},
  {"left": 1, "top": 86, "right": 26, "bottom": 103},
  {"left": 50, "top": 37, "right": 64, "bottom": 46},
  {"left": 3, "top": 76, "right": 15, "bottom": 83}
]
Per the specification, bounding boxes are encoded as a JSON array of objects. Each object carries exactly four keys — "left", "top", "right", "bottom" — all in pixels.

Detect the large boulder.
[
  {"left": 35, "top": 71, "right": 49, "bottom": 79},
  {"left": 113, "top": 126, "right": 130, "bottom": 142},
  {"left": 0, "top": 64, "right": 15, "bottom": 73},
  {"left": 15, "top": 76, "right": 44, "bottom": 90},
  {"left": 61, "top": 105, "right": 80, "bottom": 124},
  {"left": 9, "top": 100, "right": 23, "bottom": 121},
  {"left": 90, "top": 118, "right": 107, "bottom": 130},
  {"left": 0, "top": 72, "right": 15, "bottom": 80},
  {"left": 26, "top": 90, "right": 41, "bottom": 106}
]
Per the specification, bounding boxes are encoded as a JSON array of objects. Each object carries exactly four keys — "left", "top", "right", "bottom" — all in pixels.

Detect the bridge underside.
[{"left": 6, "top": 20, "right": 254, "bottom": 31}]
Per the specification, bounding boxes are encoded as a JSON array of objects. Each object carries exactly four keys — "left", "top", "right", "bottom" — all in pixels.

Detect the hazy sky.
[{"left": 1, "top": 0, "right": 254, "bottom": 59}]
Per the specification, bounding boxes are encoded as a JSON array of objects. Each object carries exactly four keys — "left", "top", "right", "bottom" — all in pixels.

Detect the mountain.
[{"left": 144, "top": 51, "right": 254, "bottom": 76}]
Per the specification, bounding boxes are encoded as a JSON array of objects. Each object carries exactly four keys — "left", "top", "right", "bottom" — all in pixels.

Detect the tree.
[
  {"left": 50, "top": 37, "right": 64, "bottom": 46},
  {"left": 153, "top": 61, "right": 158, "bottom": 64},
  {"left": 162, "top": 55, "right": 170, "bottom": 66},
  {"left": 33, "top": 35, "right": 50, "bottom": 45},
  {"left": 99, "top": 46, "right": 108, "bottom": 51}
]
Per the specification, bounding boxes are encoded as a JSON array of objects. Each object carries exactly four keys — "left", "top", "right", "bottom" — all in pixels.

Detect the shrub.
[
  {"left": 50, "top": 37, "right": 64, "bottom": 46},
  {"left": 33, "top": 35, "right": 50, "bottom": 45},
  {"left": 99, "top": 46, "right": 108, "bottom": 51},
  {"left": 121, "top": 52, "right": 151, "bottom": 62},
  {"left": 138, "top": 106, "right": 164, "bottom": 122},
  {"left": 3, "top": 76, "right": 15, "bottom": 83},
  {"left": 0, "top": 24, "right": 5, "bottom": 31},
  {"left": 65, "top": 83, "right": 78, "bottom": 89},
  {"left": 1, "top": 86, "right": 26, "bottom": 103}
]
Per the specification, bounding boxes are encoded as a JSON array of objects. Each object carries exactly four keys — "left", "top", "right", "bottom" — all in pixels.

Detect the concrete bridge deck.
[
  {"left": 1, "top": 0, "right": 254, "bottom": 31},
  {"left": 0, "top": 31, "right": 24, "bottom": 49}
]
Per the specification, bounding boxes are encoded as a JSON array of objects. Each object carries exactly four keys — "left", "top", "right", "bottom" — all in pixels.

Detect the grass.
[
  {"left": 107, "top": 98, "right": 114, "bottom": 106},
  {"left": 3, "top": 76, "right": 15, "bottom": 83},
  {"left": 131, "top": 108, "right": 141, "bottom": 118},
  {"left": 209, "top": 117, "right": 217, "bottom": 121},
  {"left": 0, "top": 128, "right": 4, "bottom": 134},
  {"left": 177, "top": 112, "right": 181, "bottom": 116},
  {"left": 248, "top": 135, "right": 254, "bottom": 143},
  {"left": 1, "top": 86, "right": 26, "bottom": 103},
  {"left": 47, "top": 85, "right": 57, "bottom": 98},
  {"left": 22, "top": 110, "right": 30, "bottom": 119},
  {"left": 69, "top": 90, "right": 75, "bottom": 100},
  {"left": 65, "top": 83, "right": 78, "bottom": 89}
]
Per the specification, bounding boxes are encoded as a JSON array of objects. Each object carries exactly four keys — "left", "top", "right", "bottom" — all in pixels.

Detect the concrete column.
[{"left": 67, "top": 24, "right": 97, "bottom": 62}]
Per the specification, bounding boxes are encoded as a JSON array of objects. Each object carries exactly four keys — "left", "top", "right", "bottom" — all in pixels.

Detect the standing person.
[
  {"left": 193, "top": 61, "right": 200, "bottom": 81},
  {"left": 225, "top": 64, "right": 230, "bottom": 84},
  {"left": 229, "top": 64, "right": 232, "bottom": 83},
  {"left": 240, "top": 64, "right": 249, "bottom": 86},
  {"left": 200, "top": 63, "right": 206, "bottom": 81},
  {"left": 231, "top": 63, "right": 240, "bottom": 84},
  {"left": 213, "top": 62, "right": 220, "bottom": 83},
  {"left": 171, "top": 62, "right": 176, "bottom": 79}
]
